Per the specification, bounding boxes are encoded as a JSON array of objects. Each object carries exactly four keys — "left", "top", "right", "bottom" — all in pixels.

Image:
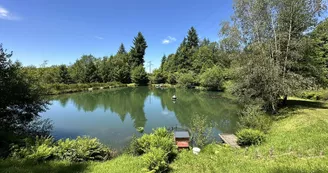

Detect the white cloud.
[
  {"left": 0, "top": 6, "right": 20, "bottom": 20},
  {"left": 95, "top": 36, "right": 104, "bottom": 40},
  {"left": 162, "top": 39, "right": 170, "bottom": 44},
  {"left": 162, "top": 36, "right": 176, "bottom": 44}
]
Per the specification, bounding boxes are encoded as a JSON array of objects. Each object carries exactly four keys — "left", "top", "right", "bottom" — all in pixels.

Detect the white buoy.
[{"left": 193, "top": 147, "right": 201, "bottom": 155}]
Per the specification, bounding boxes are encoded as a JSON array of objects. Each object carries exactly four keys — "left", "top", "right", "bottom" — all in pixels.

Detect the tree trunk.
[{"left": 282, "top": 95, "right": 288, "bottom": 106}]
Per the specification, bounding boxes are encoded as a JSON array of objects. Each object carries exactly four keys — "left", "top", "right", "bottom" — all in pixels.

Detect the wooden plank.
[{"left": 219, "top": 134, "right": 240, "bottom": 148}]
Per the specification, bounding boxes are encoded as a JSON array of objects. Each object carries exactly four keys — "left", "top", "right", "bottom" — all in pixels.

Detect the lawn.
[{"left": 1, "top": 98, "right": 327, "bottom": 173}]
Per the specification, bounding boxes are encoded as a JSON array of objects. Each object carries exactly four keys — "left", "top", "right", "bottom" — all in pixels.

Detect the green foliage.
[
  {"left": 199, "top": 66, "right": 224, "bottom": 90},
  {"left": 190, "top": 114, "right": 214, "bottom": 148},
  {"left": 129, "top": 128, "right": 177, "bottom": 162},
  {"left": 177, "top": 72, "right": 195, "bottom": 88},
  {"left": 167, "top": 72, "right": 178, "bottom": 84},
  {"left": 142, "top": 147, "right": 169, "bottom": 173},
  {"left": 131, "top": 66, "right": 149, "bottom": 85},
  {"left": 11, "top": 136, "right": 112, "bottom": 162},
  {"left": 0, "top": 44, "right": 49, "bottom": 156},
  {"left": 150, "top": 69, "right": 166, "bottom": 84},
  {"left": 237, "top": 129, "right": 265, "bottom": 146},
  {"left": 11, "top": 136, "right": 56, "bottom": 162},
  {"left": 238, "top": 106, "right": 272, "bottom": 133},
  {"left": 56, "top": 136, "right": 111, "bottom": 162},
  {"left": 117, "top": 43, "right": 127, "bottom": 55},
  {"left": 130, "top": 32, "right": 147, "bottom": 68},
  {"left": 186, "top": 27, "right": 199, "bottom": 49},
  {"left": 58, "top": 65, "right": 72, "bottom": 84},
  {"left": 229, "top": 0, "right": 327, "bottom": 113}
]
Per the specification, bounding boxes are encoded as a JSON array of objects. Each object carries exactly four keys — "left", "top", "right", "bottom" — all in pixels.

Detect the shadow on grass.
[
  {"left": 0, "top": 159, "right": 88, "bottom": 173},
  {"left": 283, "top": 99, "right": 328, "bottom": 110},
  {"left": 275, "top": 99, "right": 328, "bottom": 120}
]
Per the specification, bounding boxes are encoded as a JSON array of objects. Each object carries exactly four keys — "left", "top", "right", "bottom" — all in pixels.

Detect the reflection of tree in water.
[
  {"left": 51, "top": 88, "right": 149, "bottom": 129},
  {"left": 51, "top": 87, "right": 239, "bottom": 132},
  {"left": 152, "top": 88, "right": 240, "bottom": 133},
  {"left": 58, "top": 96, "right": 70, "bottom": 108}
]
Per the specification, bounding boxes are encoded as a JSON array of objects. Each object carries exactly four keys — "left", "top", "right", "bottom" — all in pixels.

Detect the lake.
[{"left": 42, "top": 87, "right": 241, "bottom": 150}]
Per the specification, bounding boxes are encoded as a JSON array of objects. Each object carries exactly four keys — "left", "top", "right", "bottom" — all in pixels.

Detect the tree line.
[{"left": 23, "top": 32, "right": 149, "bottom": 85}]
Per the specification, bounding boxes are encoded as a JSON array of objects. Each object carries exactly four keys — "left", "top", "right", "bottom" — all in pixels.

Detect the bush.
[
  {"left": 142, "top": 147, "right": 169, "bottom": 173},
  {"left": 11, "top": 136, "right": 56, "bottom": 162},
  {"left": 11, "top": 136, "right": 112, "bottom": 162},
  {"left": 131, "top": 66, "right": 149, "bottom": 85},
  {"left": 129, "top": 128, "right": 177, "bottom": 162},
  {"left": 237, "top": 106, "right": 272, "bottom": 133},
  {"left": 236, "top": 129, "right": 265, "bottom": 146},
  {"left": 177, "top": 72, "right": 195, "bottom": 88},
  {"left": 151, "top": 69, "right": 166, "bottom": 84},
  {"left": 199, "top": 66, "right": 224, "bottom": 90},
  {"left": 56, "top": 136, "right": 111, "bottom": 162},
  {"left": 167, "top": 73, "right": 178, "bottom": 84}
]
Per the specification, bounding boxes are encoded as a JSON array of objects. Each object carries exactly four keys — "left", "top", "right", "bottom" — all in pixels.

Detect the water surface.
[{"left": 42, "top": 87, "right": 240, "bottom": 149}]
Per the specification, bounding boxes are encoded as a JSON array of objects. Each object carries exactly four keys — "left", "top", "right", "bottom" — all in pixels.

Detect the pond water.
[{"left": 42, "top": 87, "right": 241, "bottom": 150}]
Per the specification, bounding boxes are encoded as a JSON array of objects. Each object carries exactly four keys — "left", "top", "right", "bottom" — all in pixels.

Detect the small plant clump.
[
  {"left": 11, "top": 136, "right": 112, "bottom": 163},
  {"left": 128, "top": 128, "right": 177, "bottom": 172},
  {"left": 236, "top": 129, "right": 265, "bottom": 146}
]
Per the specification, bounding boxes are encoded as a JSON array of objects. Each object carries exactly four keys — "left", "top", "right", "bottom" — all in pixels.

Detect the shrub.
[
  {"left": 237, "top": 106, "right": 272, "bottom": 133},
  {"left": 129, "top": 128, "right": 177, "bottom": 162},
  {"left": 56, "top": 136, "right": 111, "bottom": 162},
  {"left": 131, "top": 66, "right": 149, "bottom": 85},
  {"left": 11, "top": 136, "right": 56, "bottom": 162},
  {"left": 177, "top": 72, "right": 195, "bottom": 88},
  {"left": 236, "top": 129, "right": 265, "bottom": 146},
  {"left": 151, "top": 69, "right": 166, "bottom": 84},
  {"left": 199, "top": 66, "right": 224, "bottom": 90},
  {"left": 142, "top": 147, "right": 169, "bottom": 173},
  {"left": 167, "top": 73, "right": 178, "bottom": 85}
]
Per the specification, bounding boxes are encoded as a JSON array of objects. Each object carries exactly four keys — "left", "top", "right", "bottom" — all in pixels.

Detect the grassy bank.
[
  {"left": 1, "top": 98, "right": 327, "bottom": 173},
  {"left": 296, "top": 90, "right": 328, "bottom": 101},
  {"left": 44, "top": 82, "right": 128, "bottom": 95}
]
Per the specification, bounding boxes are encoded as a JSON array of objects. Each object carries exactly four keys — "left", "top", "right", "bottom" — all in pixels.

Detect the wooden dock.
[{"left": 219, "top": 134, "right": 240, "bottom": 148}]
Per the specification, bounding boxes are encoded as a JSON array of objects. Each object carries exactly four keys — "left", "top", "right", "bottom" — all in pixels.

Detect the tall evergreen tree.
[
  {"left": 186, "top": 27, "right": 199, "bottom": 49},
  {"left": 160, "top": 55, "right": 167, "bottom": 71},
  {"left": 85, "top": 61, "right": 99, "bottom": 83},
  {"left": 58, "top": 65, "right": 71, "bottom": 84},
  {"left": 117, "top": 43, "right": 127, "bottom": 55},
  {"left": 130, "top": 32, "right": 148, "bottom": 69}
]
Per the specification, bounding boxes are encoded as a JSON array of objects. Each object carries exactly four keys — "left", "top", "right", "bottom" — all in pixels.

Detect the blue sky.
[{"left": 0, "top": 0, "right": 233, "bottom": 69}]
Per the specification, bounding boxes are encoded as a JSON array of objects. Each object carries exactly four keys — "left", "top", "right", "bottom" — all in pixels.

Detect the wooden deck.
[{"left": 219, "top": 134, "right": 240, "bottom": 148}]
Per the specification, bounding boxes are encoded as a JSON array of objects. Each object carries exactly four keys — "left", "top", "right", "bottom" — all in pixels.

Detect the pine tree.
[
  {"left": 58, "top": 65, "right": 71, "bottom": 84},
  {"left": 117, "top": 43, "right": 127, "bottom": 55},
  {"left": 85, "top": 61, "right": 99, "bottom": 83},
  {"left": 130, "top": 32, "right": 148, "bottom": 69},
  {"left": 186, "top": 27, "right": 199, "bottom": 49},
  {"left": 160, "top": 55, "right": 167, "bottom": 71}
]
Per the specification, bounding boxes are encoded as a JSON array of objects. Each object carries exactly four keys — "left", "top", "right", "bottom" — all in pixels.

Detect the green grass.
[
  {"left": 0, "top": 155, "right": 144, "bottom": 173},
  {"left": 296, "top": 90, "right": 328, "bottom": 101},
  {"left": 1, "top": 98, "right": 328, "bottom": 173}
]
